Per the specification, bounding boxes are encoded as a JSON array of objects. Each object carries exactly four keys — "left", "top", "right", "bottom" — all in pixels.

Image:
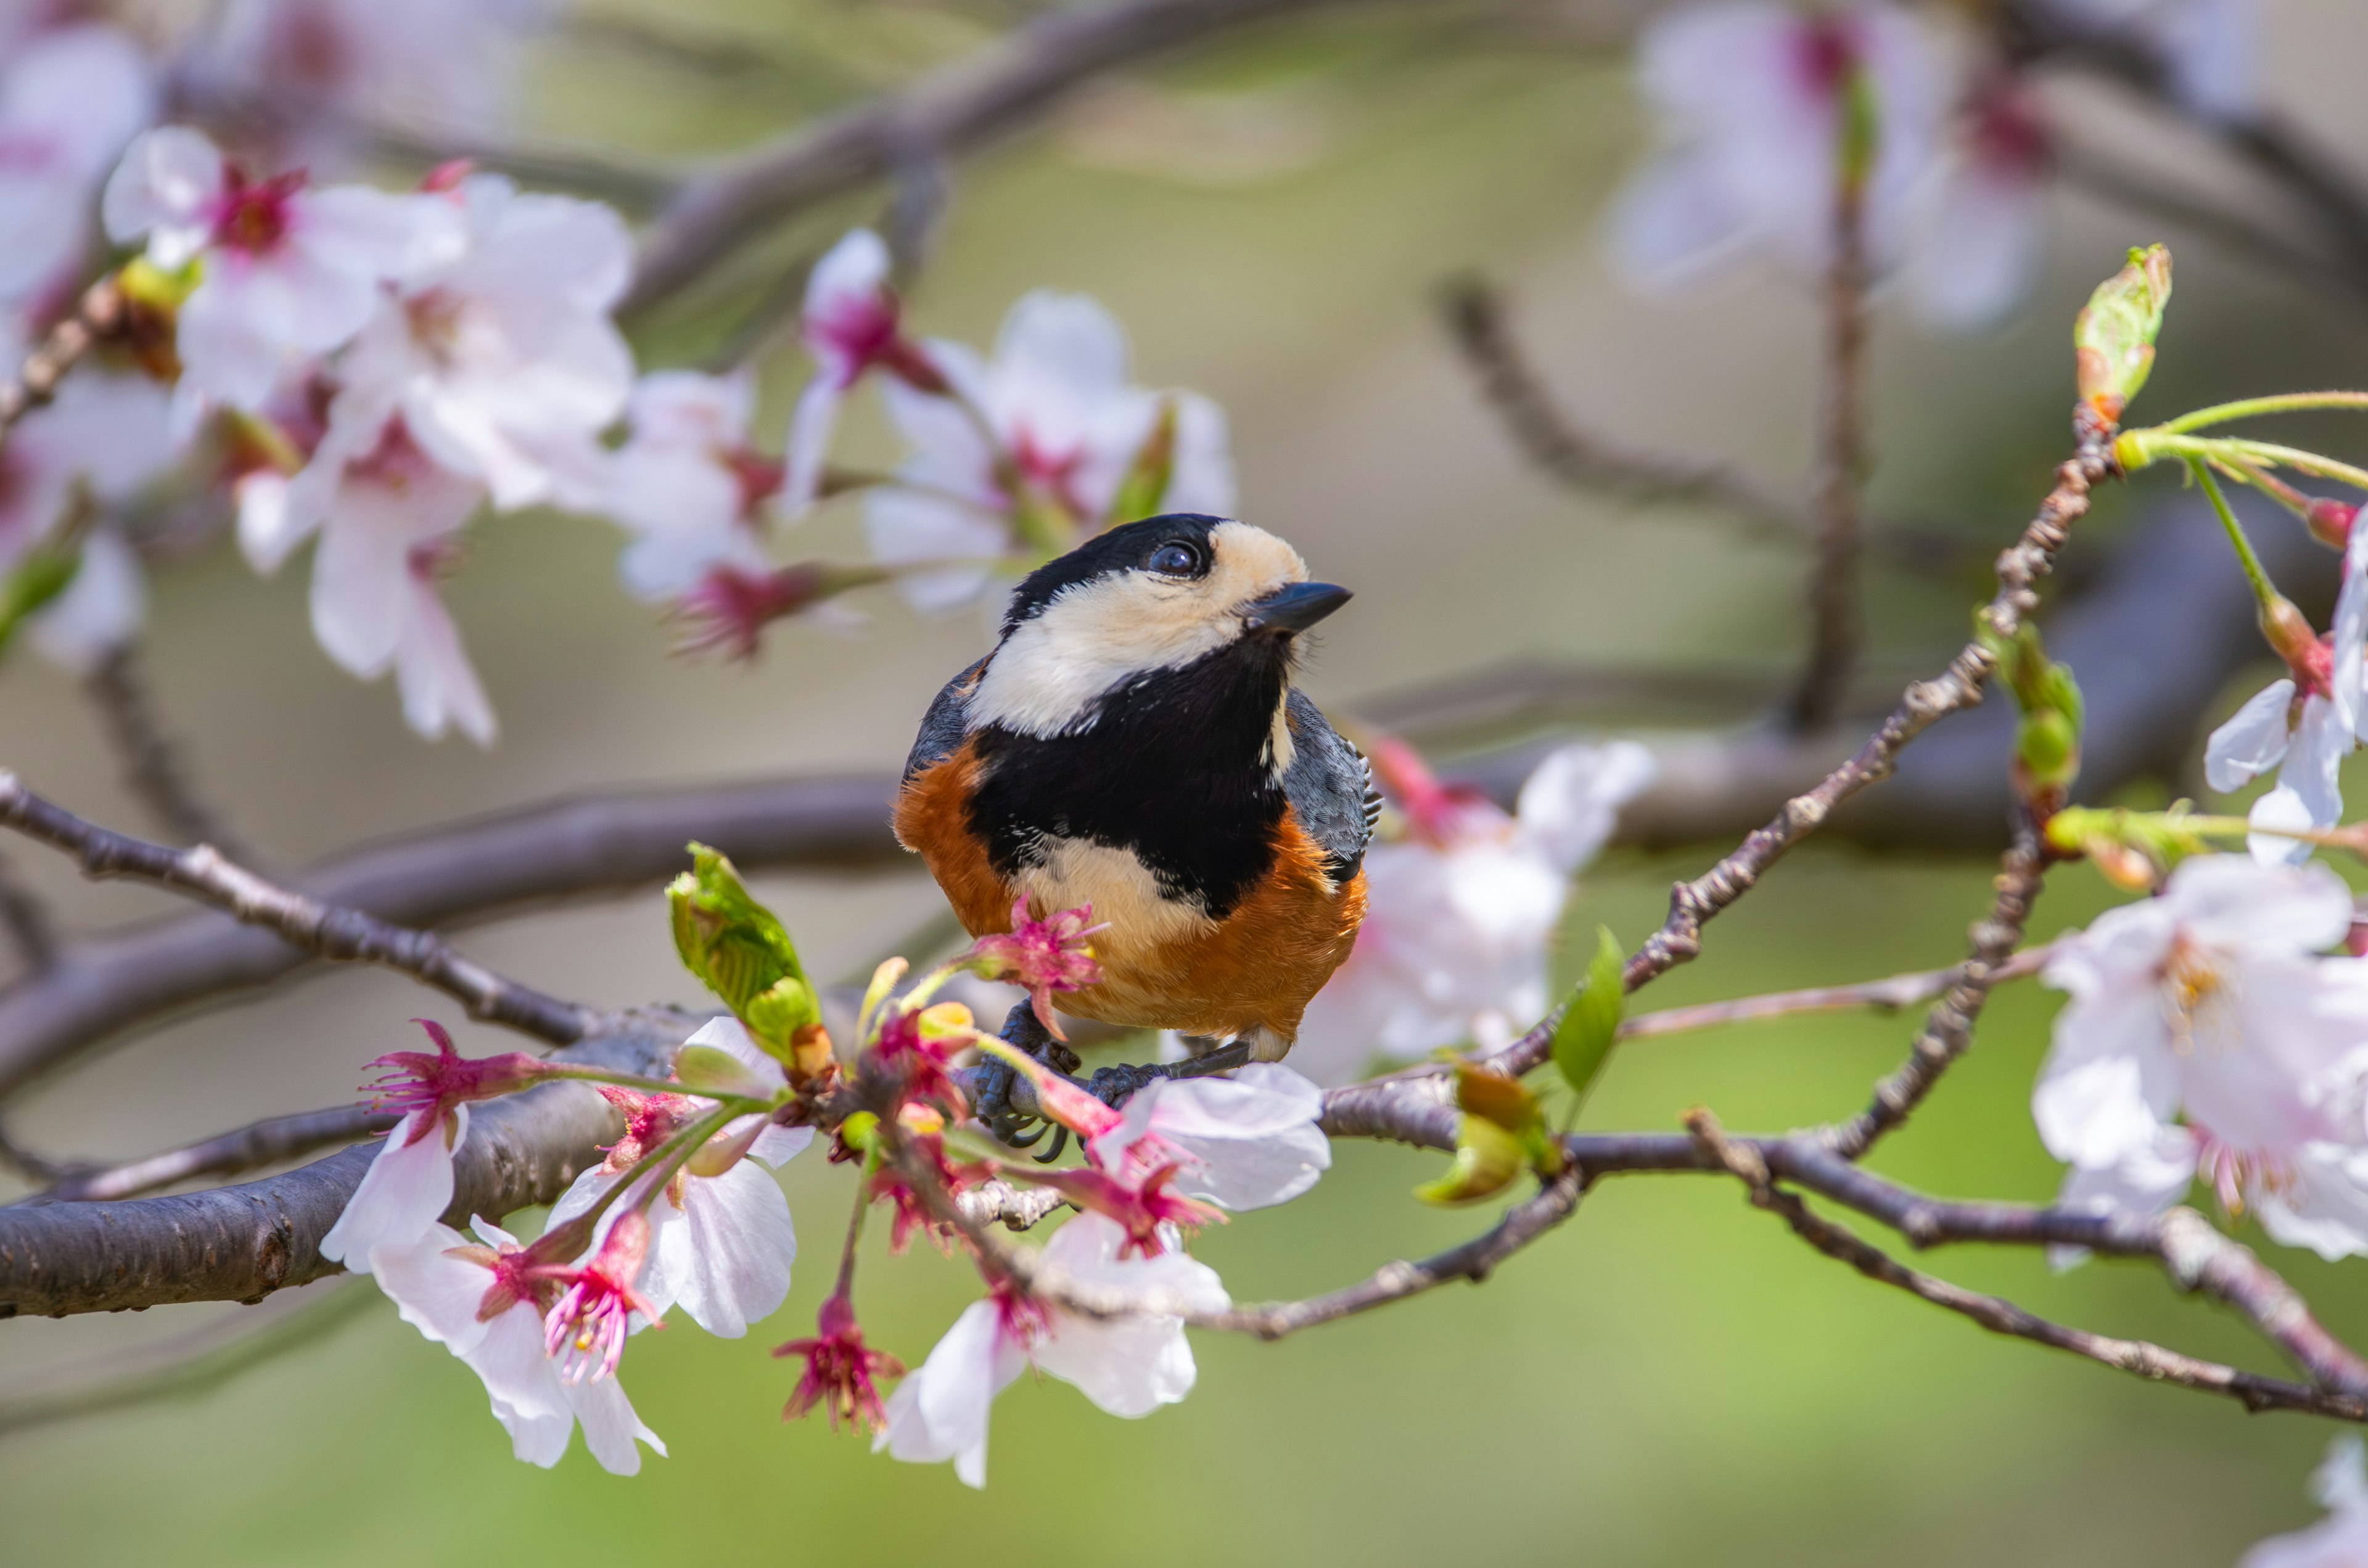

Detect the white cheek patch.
[{"left": 969, "top": 520, "right": 1310, "bottom": 739}]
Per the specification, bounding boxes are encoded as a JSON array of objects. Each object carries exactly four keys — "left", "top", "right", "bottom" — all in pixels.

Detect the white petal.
[
  {"left": 368, "top": 1221, "right": 496, "bottom": 1355},
  {"left": 2206, "top": 678, "right": 2297, "bottom": 792},
  {"left": 321, "top": 1104, "right": 467, "bottom": 1271},
  {"left": 804, "top": 229, "right": 891, "bottom": 322},
  {"left": 309, "top": 510, "right": 413, "bottom": 678},
  {"left": 1909, "top": 163, "right": 2047, "bottom": 330},
  {"left": 2341, "top": 520, "right": 2368, "bottom": 742},
  {"left": 28, "top": 527, "right": 144, "bottom": 674},
  {"left": 565, "top": 1373, "right": 667, "bottom": 1476},
  {"left": 2255, "top": 1141, "right": 2368, "bottom": 1262},
  {"left": 2033, "top": 1045, "right": 2173, "bottom": 1170},
  {"left": 1159, "top": 392, "right": 1236, "bottom": 517},
  {"left": 863, "top": 486, "right": 1009, "bottom": 615},
  {"left": 2164, "top": 853, "right": 2354, "bottom": 955},
  {"left": 101, "top": 126, "right": 220, "bottom": 261},
  {"left": 2045, "top": 1123, "right": 2197, "bottom": 1270},
  {"left": 1601, "top": 150, "right": 1751, "bottom": 289},
  {"left": 1105, "top": 1064, "right": 1331, "bottom": 1210},
  {"left": 1034, "top": 1213, "right": 1226, "bottom": 1417},
  {"left": 781, "top": 377, "right": 841, "bottom": 515},
  {"left": 877, "top": 1298, "right": 1024, "bottom": 1488},
  {"left": 393, "top": 575, "right": 498, "bottom": 747},
  {"left": 657, "top": 1160, "right": 797, "bottom": 1337},
  {"left": 1514, "top": 741, "right": 1659, "bottom": 874}
]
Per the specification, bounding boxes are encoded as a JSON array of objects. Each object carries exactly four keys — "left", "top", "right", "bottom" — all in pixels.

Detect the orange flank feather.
[{"left": 894, "top": 739, "right": 1366, "bottom": 1045}]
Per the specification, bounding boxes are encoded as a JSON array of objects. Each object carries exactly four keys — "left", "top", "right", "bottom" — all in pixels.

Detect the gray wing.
[
  {"left": 1281, "top": 687, "right": 1377, "bottom": 884},
  {"left": 903, "top": 657, "right": 989, "bottom": 784}
]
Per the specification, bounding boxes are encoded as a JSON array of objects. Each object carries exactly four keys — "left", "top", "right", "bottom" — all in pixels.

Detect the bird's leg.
[
  {"left": 1085, "top": 1037, "right": 1257, "bottom": 1110},
  {"left": 974, "top": 1001, "right": 1080, "bottom": 1148}
]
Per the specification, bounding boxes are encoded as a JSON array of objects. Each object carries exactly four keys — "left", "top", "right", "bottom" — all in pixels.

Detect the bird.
[{"left": 894, "top": 511, "right": 1378, "bottom": 1080}]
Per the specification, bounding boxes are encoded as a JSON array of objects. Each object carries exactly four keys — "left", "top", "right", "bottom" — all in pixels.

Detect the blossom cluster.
[{"left": 1606, "top": 0, "right": 2251, "bottom": 328}]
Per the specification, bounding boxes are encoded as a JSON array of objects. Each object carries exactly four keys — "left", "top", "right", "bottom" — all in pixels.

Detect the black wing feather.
[
  {"left": 1280, "top": 688, "right": 1375, "bottom": 885},
  {"left": 903, "top": 657, "right": 988, "bottom": 784}
]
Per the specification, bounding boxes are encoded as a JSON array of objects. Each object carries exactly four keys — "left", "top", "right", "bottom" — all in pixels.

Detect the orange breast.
[{"left": 894, "top": 742, "right": 1367, "bottom": 1042}]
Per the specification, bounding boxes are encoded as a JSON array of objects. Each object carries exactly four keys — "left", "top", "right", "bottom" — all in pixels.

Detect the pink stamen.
[
  {"left": 775, "top": 1290, "right": 906, "bottom": 1432},
  {"left": 362, "top": 1019, "right": 548, "bottom": 1145},
  {"left": 540, "top": 1211, "right": 664, "bottom": 1384},
  {"left": 208, "top": 165, "right": 306, "bottom": 257},
  {"left": 968, "top": 898, "right": 1106, "bottom": 1041},
  {"left": 1367, "top": 734, "right": 1506, "bottom": 848}
]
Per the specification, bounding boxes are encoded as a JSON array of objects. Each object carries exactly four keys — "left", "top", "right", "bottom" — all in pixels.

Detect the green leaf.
[
  {"left": 0, "top": 543, "right": 81, "bottom": 664},
  {"left": 667, "top": 842, "right": 807, "bottom": 1023},
  {"left": 1551, "top": 927, "right": 1626, "bottom": 1107},
  {"left": 671, "top": 1043, "right": 772, "bottom": 1099},
  {"left": 1415, "top": 1114, "right": 1526, "bottom": 1206},
  {"left": 1103, "top": 396, "right": 1178, "bottom": 528},
  {"left": 742, "top": 975, "right": 823, "bottom": 1056}
]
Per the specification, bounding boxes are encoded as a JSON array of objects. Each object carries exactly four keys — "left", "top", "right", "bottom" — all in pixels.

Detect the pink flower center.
[
  {"left": 1790, "top": 17, "right": 1859, "bottom": 100},
  {"left": 1367, "top": 734, "right": 1507, "bottom": 848},
  {"left": 2191, "top": 1123, "right": 2298, "bottom": 1216},
  {"left": 812, "top": 294, "right": 901, "bottom": 385},
  {"left": 1011, "top": 426, "right": 1092, "bottom": 520},
  {"left": 1967, "top": 78, "right": 2050, "bottom": 178},
  {"left": 724, "top": 447, "right": 787, "bottom": 519},
  {"left": 209, "top": 166, "right": 306, "bottom": 257}
]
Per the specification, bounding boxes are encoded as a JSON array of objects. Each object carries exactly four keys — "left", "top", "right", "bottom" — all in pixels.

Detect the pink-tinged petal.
[
  {"left": 781, "top": 376, "right": 844, "bottom": 515},
  {"left": 101, "top": 126, "right": 221, "bottom": 263},
  {"left": 174, "top": 267, "right": 318, "bottom": 411},
  {"left": 464, "top": 1302, "right": 573, "bottom": 1431},
  {"left": 1602, "top": 150, "right": 1751, "bottom": 288},
  {"left": 1032, "top": 1213, "right": 1224, "bottom": 1416},
  {"left": 876, "top": 1297, "right": 1024, "bottom": 1488},
  {"left": 2207, "top": 678, "right": 2298, "bottom": 792},
  {"left": 804, "top": 229, "right": 892, "bottom": 335},
  {"left": 488, "top": 1393, "right": 575, "bottom": 1469},
  {"left": 321, "top": 1103, "right": 468, "bottom": 1270},
  {"left": 2338, "top": 523, "right": 2368, "bottom": 742},
  {"left": 564, "top": 1372, "right": 667, "bottom": 1476},
  {"left": 1103, "top": 1064, "right": 1330, "bottom": 1210},
  {"left": 2033, "top": 1040, "right": 2172, "bottom": 1169},
  {"left": 2, "top": 26, "right": 154, "bottom": 176},
  {"left": 2166, "top": 854, "right": 2354, "bottom": 955},
  {"left": 864, "top": 486, "right": 1009, "bottom": 615},
  {"left": 627, "top": 369, "right": 753, "bottom": 446},
  {"left": 1513, "top": 741, "right": 1658, "bottom": 875},
  {"left": 747, "top": 1123, "right": 815, "bottom": 1168},
  {"left": 1909, "top": 163, "right": 2047, "bottom": 330},
  {"left": 28, "top": 526, "right": 144, "bottom": 675},
  {"left": 393, "top": 575, "right": 498, "bottom": 747},
  {"left": 308, "top": 501, "right": 413, "bottom": 678},
  {"left": 236, "top": 471, "right": 301, "bottom": 574},
  {"left": 1159, "top": 392, "right": 1236, "bottom": 517},
  {"left": 2045, "top": 1123, "right": 2196, "bottom": 1270},
  {"left": 993, "top": 291, "right": 1133, "bottom": 437},
  {"left": 299, "top": 185, "right": 467, "bottom": 283},
  {"left": 369, "top": 1220, "right": 498, "bottom": 1355},
  {"left": 2248, "top": 697, "right": 2346, "bottom": 865},
  {"left": 658, "top": 1159, "right": 797, "bottom": 1337},
  {"left": 2254, "top": 1141, "right": 2368, "bottom": 1262}
]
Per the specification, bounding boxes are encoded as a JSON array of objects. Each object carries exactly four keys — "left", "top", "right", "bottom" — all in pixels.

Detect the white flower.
[
  {"left": 875, "top": 1212, "right": 1227, "bottom": 1488},
  {"left": 0, "top": 358, "right": 175, "bottom": 672},
  {"left": 1904, "top": 76, "right": 2052, "bottom": 330},
  {"left": 2240, "top": 1436, "right": 2368, "bottom": 1568},
  {"left": 2037, "top": 0, "right": 2257, "bottom": 121},
  {"left": 546, "top": 1018, "right": 813, "bottom": 1339},
  {"left": 1096, "top": 1063, "right": 1331, "bottom": 1210},
  {"left": 1604, "top": 3, "right": 1948, "bottom": 290},
  {"left": 334, "top": 172, "right": 633, "bottom": 511},
  {"left": 784, "top": 228, "right": 897, "bottom": 514},
  {"left": 102, "top": 126, "right": 461, "bottom": 414},
  {"left": 1290, "top": 740, "right": 1658, "bottom": 1084},
  {"left": 600, "top": 371, "right": 779, "bottom": 601},
  {"left": 0, "top": 24, "right": 154, "bottom": 304},
  {"left": 321, "top": 1103, "right": 471, "bottom": 1274},
  {"left": 2204, "top": 527, "right": 2368, "bottom": 864},
  {"left": 2036, "top": 855, "right": 2368, "bottom": 1260},
  {"left": 865, "top": 290, "right": 1233, "bottom": 614},
  {"left": 370, "top": 1215, "right": 667, "bottom": 1476},
  {"left": 197, "top": 0, "right": 558, "bottom": 154},
  {"left": 252, "top": 393, "right": 496, "bottom": 745}
]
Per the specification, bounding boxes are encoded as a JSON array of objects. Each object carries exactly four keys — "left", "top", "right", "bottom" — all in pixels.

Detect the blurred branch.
[
  {"left": 0, "top": 1012, "right": 682, "bottom": 1316},
  {"left": 1616, "top": 940, "right": 2057, "bottom": 1041},
  {"left": 0, "top": 1273, "right": 377, "bottom": 1439},
  {"left": 81, "top": 646, "right": 252, "bottom": 860},
  {"left": 0, "top": 773, "right": 595, "bottom": 1049},
  {"left": 0, "top": 277, "right": 126, "bottom": 446},
  {"left": 17, "top": 1106, "right": 400, "bottom": 1205},
  {"left": 628, "top": 0, "right": 1404, "bottom": 314},
  {"left": 0, "top": 851, "right": 54, "bottom": 975},
  {"left": 1790, "top": 167, "right": 1872, "bottom": 731}
]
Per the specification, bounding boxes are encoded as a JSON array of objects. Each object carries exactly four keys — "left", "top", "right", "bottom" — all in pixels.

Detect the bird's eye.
[{"left": 1147, "top": 541, "right": 1205, "bottom": 578}]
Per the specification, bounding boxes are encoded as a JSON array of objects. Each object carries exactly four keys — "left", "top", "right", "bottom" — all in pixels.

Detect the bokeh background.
[{"left": 7, "top": 1, "right": 2368, "bottom": 1561}]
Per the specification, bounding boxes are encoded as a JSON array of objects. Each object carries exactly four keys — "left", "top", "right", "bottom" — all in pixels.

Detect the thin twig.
[
  {"left": 1825, "top": 823, "right": 2047, "bottom": 1159},
  {"left": 1790, "top": 162, "right": 1872, "bottom": 731},
  {"left": 1617, "top": 942, "right": 2057, "bottom": 1041},
  {"left": 955, "top": 1178, "right": 1070, "bottom": 1231},
  {"left": 0, "top": 277, "right": 125, "bottom": 445},
  {"left": 81, "top": 646, "right": 252, "bottom": 858},
  {"left": 0, "top": 771, "right": 593, "bottom": 1046},
  {"left": 26, "top": 1106, "right": 400, "bottom": 1205},
  {"left": 1684, "top": 1110, "right": 2368, "bottom": 1421}
]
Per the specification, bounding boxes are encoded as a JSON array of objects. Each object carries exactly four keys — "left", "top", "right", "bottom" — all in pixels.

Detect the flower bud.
[
  {"left": 2073, "top": 244, "right": 2173, "bottom": 422},
  {"left": 2309, "top": 498, "right": 2359, "bottom": 550}
]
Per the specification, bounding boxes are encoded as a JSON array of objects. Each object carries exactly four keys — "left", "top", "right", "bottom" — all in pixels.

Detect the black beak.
[{"left": 1243, "top": 581, "right": 1351, "bottom": 634}]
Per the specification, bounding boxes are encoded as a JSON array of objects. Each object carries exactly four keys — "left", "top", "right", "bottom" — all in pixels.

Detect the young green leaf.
[
  {"left": 667, "top": 842, "right": 806, "bottom": 1017},
  {"left": 1551, "top": 926, "right": 1626, "bottom": 1106},
  {"left": 1415, "top": 1114, "right": 1526, "bottom": 1206}
]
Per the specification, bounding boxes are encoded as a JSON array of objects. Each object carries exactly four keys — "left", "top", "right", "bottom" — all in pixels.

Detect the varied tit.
[{"left": 895, "top": 512, "right": 1377, "bottom": 1064}]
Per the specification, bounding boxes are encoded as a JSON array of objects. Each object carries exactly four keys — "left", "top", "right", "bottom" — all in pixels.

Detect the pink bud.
[{"left": 2308, "top": 498, "right": 2359, "bottom": 549}]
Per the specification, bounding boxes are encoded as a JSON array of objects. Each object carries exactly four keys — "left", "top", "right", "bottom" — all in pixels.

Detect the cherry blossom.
[
  {"left": 2242, "top": 1437, "right": 2368, "bottom": 1568},
  {"left": 543, "top": 1209, "right": 665, "bottom": 1384},
  {"left": 247, "top": 393, "right": 497, "bottom": 745},
  {"left": 1291, "top": 739, "right": 1658, "bottom": 1084},
  {"left": 1906, "top": 75, "right": 2052, "bottom": 330},
  {"left": 194, "top": 0, "right": 559, "bottom": 161},
  {"left": 371, "top": 1215, "right": 668, "bottom": 1475},
  {"left": 599, "top": 370, "right": 780, "bottom": 601},
  {"left": 865, "top": 290, "right": 1234, "bottom": 613},
  {"left": 776, "top": 1289, "right": 905, "bottom": 1432},
  {"left": 101, "top": 126, "right": 461, "bottom": 414},
  {"left": 332, "top": 170, "right": 633, "bottom": 512},
  {"left": 783, "top": 228, "right": 941, "bottom": 514},
  {"left": 2204, "top": 526, "right": 2368, "bottom": 864},
  {"left": 0, "top": 23, "right": 155, "bottom": 305},
  {"left": 0, "top": 354, "right": 175, "bottom": 672},
  {"left": 875, "top": 1212, "right": 1227, "bottom": 1488},
  {"left": 966, "top": 896, "right": 1106, "bottom": 1040},
  {"left": 546, "top": 1017, "right": 812, "bottom": 1338},
  {"left": 1603, "top": 3, "right": 1947, "bottom": 290},
  {"left": 2036, "top": 855, "right": 2368, "bottom": 1260}
]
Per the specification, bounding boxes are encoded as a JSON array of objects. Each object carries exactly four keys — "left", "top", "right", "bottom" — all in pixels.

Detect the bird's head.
[{"left": 968, "top": 513, "right": 1350, "bottom": 739}]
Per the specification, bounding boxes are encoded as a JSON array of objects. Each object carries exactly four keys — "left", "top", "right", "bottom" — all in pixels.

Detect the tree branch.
[
  {"left": 18, "top": 1106, "right": 400, "bottom": 1205},
  {"left": 0, "top": 277, "right": 125, "bottom": 444},
  {"left": 1790, "top": 164, "right": 1872, "bottom": 731},
  {"left": 0, "top": 1011, "right": 684, "bottom": 1316},
  {"left": 1617, "top": 942, "right": 2057, "bottom": 1041},
  {"left": 0, "top": 773, "right": 594, "bottom": 1048},
  {"left": 0, "top": 850, "right": 54, "bottom": 975}
]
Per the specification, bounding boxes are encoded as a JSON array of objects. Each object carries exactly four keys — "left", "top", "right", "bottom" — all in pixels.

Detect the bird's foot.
[
  {"left": 1085, "top": 1037, "right": 1258, "bottom": 1110},
  {"left": 974, "top": 1002, "right": 1080, "bottom": 1150}
]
